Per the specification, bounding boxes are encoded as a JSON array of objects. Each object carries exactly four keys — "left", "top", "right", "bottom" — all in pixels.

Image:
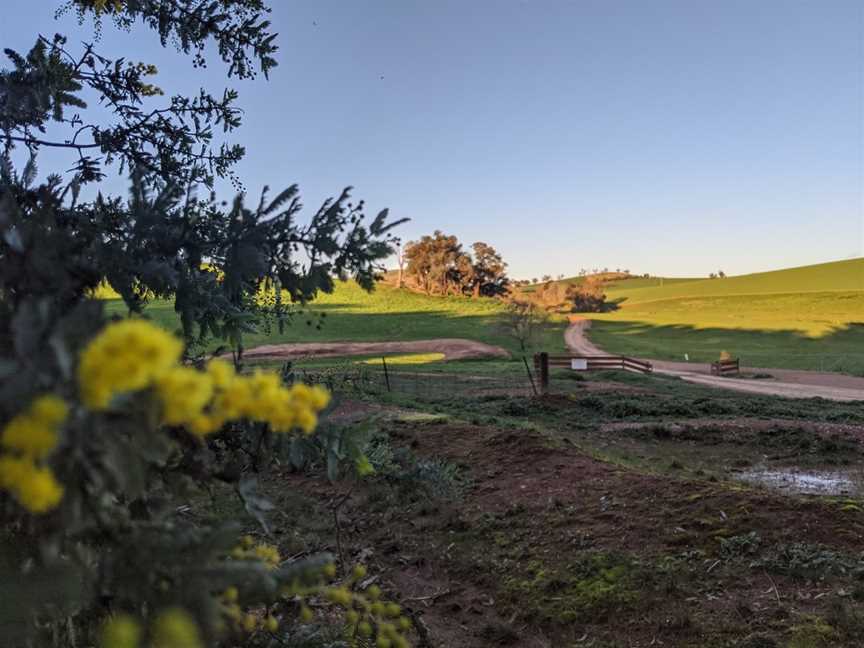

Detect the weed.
[
  {"left": 478, "top": 622, "right": 520, "bottom": 644},
  {"left": 787, "top": 616, "right": 839, "bottom": 648},
  {"left": 502, "top": 551, "right": 640, "bottom": 623},
  {"left": 753, "top": 543, "right": 864, "bottom": 580},
  {"left": 719, "top": 532, "right": 762, "bottom": 560}
]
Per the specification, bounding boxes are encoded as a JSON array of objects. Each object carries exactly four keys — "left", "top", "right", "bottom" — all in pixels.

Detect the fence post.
[
  {"left": 523, "top": 356, "right": 538, "bottom": 397},
  {"left": 381, "top": 357, "right": 391, "bottom": 392},
  {"left": 539, "top": 352, "right": 549, "bottom": 395}
]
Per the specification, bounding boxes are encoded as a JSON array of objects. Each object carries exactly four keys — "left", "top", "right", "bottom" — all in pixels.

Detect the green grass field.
[
  {"left": 104, "top": 280, "right": 567, "bottom": 359},
  {"left": 586, "top": 259, "right": 864, "bottom": 373},
  {"left": 101, "top": 258, "right": 863, "bottom": 374},
  {"left": 604, "top": 257, "right": 864, "bottom": 305}
]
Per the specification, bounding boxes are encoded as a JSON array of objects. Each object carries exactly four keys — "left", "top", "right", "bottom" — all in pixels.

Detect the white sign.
[{"left": 570, "top": 358, "right": 588, "bottom": 371}]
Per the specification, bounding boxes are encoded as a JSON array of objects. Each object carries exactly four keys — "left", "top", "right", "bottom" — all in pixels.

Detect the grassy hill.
[
  {"left": 604, "top": 258, "right": 864, "bottom": 305},
  {"left": 587, "top": 258, "right": 864, "bottom": 373},
  {"left": 104, "top": 280, "right": 566, "bottom": 358}
]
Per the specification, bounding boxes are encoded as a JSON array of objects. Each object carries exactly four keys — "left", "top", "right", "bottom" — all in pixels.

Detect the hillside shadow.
[
  {"left": 242, "top": 307, "right": 567, "bottom": 356},
  {"left": 588, "top": 320, "right": 864, "bottom": 373}
]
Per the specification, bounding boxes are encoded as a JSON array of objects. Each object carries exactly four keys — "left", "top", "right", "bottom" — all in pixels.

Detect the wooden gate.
[{"left": 533, "top": 353, "right": 653, "bottom": 394}]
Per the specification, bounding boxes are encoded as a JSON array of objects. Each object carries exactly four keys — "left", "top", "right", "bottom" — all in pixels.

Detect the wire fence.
[
  {"left": 269, "top": 350, "right": 864, "bottom": 404},
  {"left": 283, "top": 361, "right": 537, "bottom": 402}
]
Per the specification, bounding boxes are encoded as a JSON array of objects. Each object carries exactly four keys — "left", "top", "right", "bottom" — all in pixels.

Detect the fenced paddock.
[{"left": 281, "top": 361, "right": 537, "bottom": 402}]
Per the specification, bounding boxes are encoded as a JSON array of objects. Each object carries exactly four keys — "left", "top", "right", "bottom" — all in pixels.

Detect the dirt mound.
[{"left": 240, "top": 338, "right": 510, "bottom": 362}]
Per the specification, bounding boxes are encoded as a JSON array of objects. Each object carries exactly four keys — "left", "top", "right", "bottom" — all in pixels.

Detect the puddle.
[{"left": 735, "top": 468, "right": 857, "bottom": 495}]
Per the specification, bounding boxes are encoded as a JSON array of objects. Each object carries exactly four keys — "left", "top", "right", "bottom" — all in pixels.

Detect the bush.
[{"left": 0, "top": 2, "right": 412, "bottom": 647}]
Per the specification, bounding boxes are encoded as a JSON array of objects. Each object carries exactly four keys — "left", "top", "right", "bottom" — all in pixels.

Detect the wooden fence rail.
[
  {"left": 533, "top": 353, "right": 653, "bottom": 393},
  {"left": 710, "top": 358, "right": 740, "bottom": 376}
]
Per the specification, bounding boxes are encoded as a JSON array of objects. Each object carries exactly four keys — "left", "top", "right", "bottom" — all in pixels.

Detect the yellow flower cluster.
[
  {"left": 78, "top": 320, "right": 183, "bottom": 410},
  {"left": 100, "top": 608, "right": 202, "bottom": 648},
  {"left": 218, "top": 587, "right": 279, "bottom": 635},
  {"left": 230, "top": 535, "right": 282, "bottom": 569},
  {"left": 77, "top": 320, "right": 330, "bottom": 437},
  {"left": 0, "top": 395, "right": 67, "bottom": 513},
  {"left": 151, "top": 608, "right": 203, "bottom": 648},
  {"left": 283, "top": 563, "right": 413, "bottom": 648},
  {"left": 184, "top": 363, "right": 330, "bottom": 437},
  {"left": 99, "top": 614, "right": 140, "bottom": 648}
]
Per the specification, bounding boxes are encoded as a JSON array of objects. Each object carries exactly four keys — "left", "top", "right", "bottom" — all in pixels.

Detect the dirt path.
[
  {"left": 241, "top": 338, "right": 510, "bottom": 362},
  {"left": 565, "top": 318, "right": 864, "bottom": 401}
]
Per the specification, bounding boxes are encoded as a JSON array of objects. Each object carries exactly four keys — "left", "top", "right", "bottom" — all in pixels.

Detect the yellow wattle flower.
[
  {"left": 77, "top": 320, "right": 182, "bottom": 410},
  {"left": 206, "top": 359, "right": 236, "bottom": 388},
  {"left": 151, "top": 608, "right": 202, "bottom": 648},
  {"left": 1, "top": 394, "right": 68, "bottom": 459},
  {"left": 0, "top": 455, "right": 31, "bottom": 490},
  {"left": 30, "top": 395, "right": 69, "bottom": 426},
  {"left": 9, "top": 462, "right": 64, "bottom": 513},
  {"left": 100, "top": 614, "right": 141, "bottom": 648},
  {"left": 154, "top": 366, "right": 214, "bottom": 425}
]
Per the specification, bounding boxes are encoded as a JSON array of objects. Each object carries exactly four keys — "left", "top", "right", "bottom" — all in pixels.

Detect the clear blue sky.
[{"left": 4, "top": 1, "right": 862, "bottom": 279}]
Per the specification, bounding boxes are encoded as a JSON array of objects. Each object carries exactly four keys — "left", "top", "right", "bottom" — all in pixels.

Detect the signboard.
[{"left": 570, "top": 358, "right": 588, "bottom": 371}]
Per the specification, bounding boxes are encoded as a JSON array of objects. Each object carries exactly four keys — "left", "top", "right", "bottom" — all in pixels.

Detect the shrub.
[{"left": 0, "top": 2, "right": 411, "bottom": 646}]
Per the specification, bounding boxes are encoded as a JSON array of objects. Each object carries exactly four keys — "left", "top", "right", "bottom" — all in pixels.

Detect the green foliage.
[
  {"left": 266, "top": 624, "right": 350, "bottom": 648},
  {"left": 502, "top": 552, "right": 640, "bottom": 623},
  {"left": 718, "top": 532, "right": 762, "bottom": 560},
  {"left": 0, "top": 2, "right": 408, "bottom": 646},
  {"left": 752, "top": 543, "right": 864, "bottom": 580},
  {"left": 498, "top": 299, "right": 549, "bottom": 351},
  {"left": 788, "top": 616, "right": 840, "bottom": 648},
  {"left": 365, "top": 432, "right": 471, "bottom": 501},
  {"left": 568, "top": 275, "right": 610, "bottom": 313},
  {"left": 403, "top": 231, "right": 510, "bottom": 297},
  {"left": 288, "top": 420, "right": 378, "bottom": 482}
]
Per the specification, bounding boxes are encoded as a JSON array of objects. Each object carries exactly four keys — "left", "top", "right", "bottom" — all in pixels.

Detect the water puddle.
[{"left": 735, "top": 468, "right": 858, "bottom": 496}]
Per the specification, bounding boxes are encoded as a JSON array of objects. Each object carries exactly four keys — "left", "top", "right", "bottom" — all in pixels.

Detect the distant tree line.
[{"left": 401, "top": 231, "right": 509, "bottom": 297}]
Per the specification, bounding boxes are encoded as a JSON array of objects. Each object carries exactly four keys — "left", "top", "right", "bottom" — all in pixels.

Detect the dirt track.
[
  {"left": 240, "top": 338, "right": 511, "bottom": 362},
  {"left": 565, "top": 318, "right": 864, "bottom": 402}
]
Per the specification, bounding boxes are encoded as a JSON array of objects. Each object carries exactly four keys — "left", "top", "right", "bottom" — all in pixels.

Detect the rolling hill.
[
  {"left": 604, "top": 257, "right": 864, "bottom": 305},
  {"left": 586, "top": 258, "right": 864, "bottom": 373}
]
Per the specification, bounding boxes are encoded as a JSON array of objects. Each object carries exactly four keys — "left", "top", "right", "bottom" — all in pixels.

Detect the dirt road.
[
  {"left": 565, "top": 318, "right": 864, "bottom": 402},
  {"left": 240, "top": 338, "right": 511, "bottom": 362}
]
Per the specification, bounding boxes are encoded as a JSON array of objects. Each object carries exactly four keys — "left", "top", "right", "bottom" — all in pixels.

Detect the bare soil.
[{"left": 254, "top": 398, "right": 864, "bottom": 647}]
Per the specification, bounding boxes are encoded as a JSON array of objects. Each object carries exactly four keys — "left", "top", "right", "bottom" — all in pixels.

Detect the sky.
[{"left": 3, "top": 1, "right": 863, "bottom": 279}]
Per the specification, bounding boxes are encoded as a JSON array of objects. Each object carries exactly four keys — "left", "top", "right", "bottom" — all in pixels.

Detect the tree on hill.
[
  {"left": 534, "top": 280, "right": 570, "bottom": 310},
  {"left": 469, "top": 241, "right": 509, "bottom": 297},
  {"left": 568, "top": 275, "right": 608, "bottom": 312},
  {"left": 403, "top": 232, "right": 509, "bottom": 297},
  {"left": 403, "top": 231, "right": 469, "bottom": 295}
]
